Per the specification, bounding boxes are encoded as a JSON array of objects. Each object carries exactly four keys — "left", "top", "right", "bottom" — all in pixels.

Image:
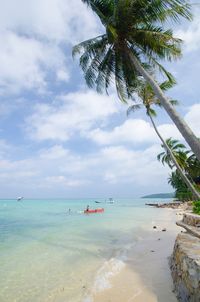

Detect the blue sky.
[{"left": 0, "top": 0, "right": 200, "bottom": 198}]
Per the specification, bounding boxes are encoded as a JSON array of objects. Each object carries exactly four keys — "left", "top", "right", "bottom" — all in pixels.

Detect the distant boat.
[
  {"left": 95, "top": 201, "right": 101, "bottom": 203},
  {"left": 17, "top": 196, "right": 24, "bottom": 201},
  {"left": 107, "top": 198, "right": 114, "bottom": 204}
]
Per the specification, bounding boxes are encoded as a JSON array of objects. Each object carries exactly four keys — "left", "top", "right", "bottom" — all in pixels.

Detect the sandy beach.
[{"left": 86, "top": 209, "right": 181, "bottom": 302}]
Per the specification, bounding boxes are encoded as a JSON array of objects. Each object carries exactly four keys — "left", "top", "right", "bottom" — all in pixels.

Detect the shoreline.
[
  {"left": 84, "top": 208, "right": 181, "bottom": 302},
  {"left": 145, "top": 200, "right": 193, "bottom": 211}
]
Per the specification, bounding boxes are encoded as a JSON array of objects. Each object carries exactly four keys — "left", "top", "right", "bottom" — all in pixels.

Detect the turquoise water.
[{"left": 0, "top": 198, "right": 170, "bottom": 302}]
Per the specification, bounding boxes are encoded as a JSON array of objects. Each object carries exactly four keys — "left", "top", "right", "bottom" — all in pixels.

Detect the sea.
[{"left": 0, "top": 198, "right": 172, "bottom": 302}]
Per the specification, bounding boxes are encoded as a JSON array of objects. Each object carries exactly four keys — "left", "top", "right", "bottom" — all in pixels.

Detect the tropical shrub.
[
  {"left": 193, "top": 201, "right": 200, "bottom": 215},
  {"left": 168, "top": 171, "right": 193, "bottom": 201}
]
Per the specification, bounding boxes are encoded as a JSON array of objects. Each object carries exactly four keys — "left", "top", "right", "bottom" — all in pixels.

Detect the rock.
[
  {"left": 170, "top": 233, "right": 200, "bottom": 302},
  {"left": 177, "top": 221, "right": 200, "bottom": 239},
  {"left": 182, "top": 213, "right": 200, "bottom": 227},
  {"left": 162, "top": 228, "right": 167, "bottom": 232},
  {"left": 146, "top": 201, "right": 193, "bottom": 210},
  {"left": 153, "top": 226, "right": 157, "bottom": 229}
]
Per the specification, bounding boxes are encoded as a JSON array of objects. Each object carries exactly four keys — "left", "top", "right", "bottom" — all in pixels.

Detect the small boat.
[
  {"left": 84, "top": 208, "right": 104, "bottom": 214},
  {"left": 17, "top": 196, "right": 24, "bottom": 201},
  {"left": 95, "top": 201, "right": 101, "bottom": 203},
  {"left": 107, "top": 198, "right": 114, "bottom": 204}
]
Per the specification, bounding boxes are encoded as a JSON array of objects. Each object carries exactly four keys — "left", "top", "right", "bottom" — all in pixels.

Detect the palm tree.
[
  {"left": 158, "top": 138, "right": 200, "bottom": 199},
  {"left": 127, "top": 80, "right": 200, "bottom": 199},
  {"left": 73, "top": 0, "right": 200, "bottom": 161},
  {"left": 157, "top": 138, "right": 189, "bottom": 169}
]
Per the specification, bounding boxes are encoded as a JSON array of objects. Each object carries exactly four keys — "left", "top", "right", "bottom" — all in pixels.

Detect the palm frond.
[
  {"left": 114, "top": 53, "right": 128, "bottom": 103},
  {"left": 72, "top": 35, "right": 106, "bottom": 58},
  {"left": 170, "top": 99, "right": 179, "bottom": 106},
  {"left": 132, "top": 27, "right": 182, "bottom": 62},
  {"left": 96, "top": 46, "right": 115, "bottom": 93},
  {"left": 157, "top": 151, "right": 166, "bottom": 162},
  {"left": 147, "top": 107, "right": 157, "bottom": 117},
  {"left": 159, "top": 79, "right": 176, "bottom": 91},
  {"left": 81, "top": 0, "right": 114, "bottom": 26},
  {"left": 127, "top": 104, "right": 142, "bottom": 116},
  {"left": 143, "top": 0, "right": 192, "bottom": 23}
]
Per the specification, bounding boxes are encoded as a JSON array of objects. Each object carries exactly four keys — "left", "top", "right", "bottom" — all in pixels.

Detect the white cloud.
[
  {"left": 0, "top": 0, "right": 101, "bottom": 94},
  {"left": 56, "top": 69, "right": 70, "bottom": 83},
  {"left": 158, "top": 124, "right": 182, "bottom": 140},
  {"left": 8, "top": 102, "right": 194, "bottom": 197},
  {"left": 100, "top": 145, "right": 168, "bottom": 185},
  {"left": 0, "top": 140, "right": 11, "bottom": 158},
  {"left": 39, "top": 145, "right": 69, "bottom": 159},
  {"left": 88, "top": 119, "right": 157, "bottom": 145},
  {"left": 0, "top": 0, "right": 100, "bottom": 44},
  {"left": 25, "top": 90, "right": 120, "bottom": 141},
  {"left": 0, "top": 145, "right": 92, "bottom": 192},
  {"left": 26, "top": 100, "right": 198, "bottom": 146},
  {"left": 0, "top": 142, "right": 170, "bottom": 197},
  {"left": 44, "top": 176, "right": 90, "bottom": 187},
  {"left": 175, "top": 8, "right": 200, "bottom": 52},
  {"left": 87, "top": 118, "right": 182, "bottom": 146},
  {"left": 185, "top": 104, "right": 200, "bottom": 137},
  {"left": 0, "top": 31, "right": 66, "bottom": 94}
]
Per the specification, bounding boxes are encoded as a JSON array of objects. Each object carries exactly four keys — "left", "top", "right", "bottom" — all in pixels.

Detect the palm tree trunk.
[
  {"left": 149, "top": 113, "right": 200, "bottom": 200},
  {"left": 126, "top": 49, "right": 200, "bottom": 162}
]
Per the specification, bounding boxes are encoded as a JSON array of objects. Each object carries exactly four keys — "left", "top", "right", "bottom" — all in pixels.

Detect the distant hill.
[{"left": 141, "top": 193, "right": 175, "bottom": 199}]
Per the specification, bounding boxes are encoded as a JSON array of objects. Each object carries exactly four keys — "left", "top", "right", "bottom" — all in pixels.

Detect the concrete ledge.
[
  {"left": 170, "top": 233, "right": 200, "bottom": 302},
  {"left": 182, "top": 213, "right": 200, "bottom": 227},
  {"left": 177, "top": 221, "right": 200, "bottom": 239}
]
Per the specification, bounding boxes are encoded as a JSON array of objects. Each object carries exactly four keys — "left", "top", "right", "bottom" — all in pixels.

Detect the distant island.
[{"left": 141, "top": 193, "right": 175, "bottom": 199}]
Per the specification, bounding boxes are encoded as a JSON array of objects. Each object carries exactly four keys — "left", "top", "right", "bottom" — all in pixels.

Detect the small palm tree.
[
  {"left": 127, "top": 79, "right": 200, "bottom": 199},
  {"left": 158, "top": 138, "right": 200, "bottom": 199},
  {"left": 157, "top": 138, "right": 189, "bottom": 169},
  {"left": 73, "top": 0, "right": 200, "bottom": 161}
]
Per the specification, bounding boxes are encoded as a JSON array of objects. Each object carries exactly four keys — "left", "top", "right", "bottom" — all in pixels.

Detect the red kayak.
[{"left": 84, "top": 208, "right": 104, "bottom": 214}]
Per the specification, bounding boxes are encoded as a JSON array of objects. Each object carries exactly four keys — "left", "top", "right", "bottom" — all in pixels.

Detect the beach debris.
[
  {"left": 146, "top": 202, "right": 182, "bottom": 208},
  {"left": 162, "top": 228, "right": 167, "bottom": 232}
]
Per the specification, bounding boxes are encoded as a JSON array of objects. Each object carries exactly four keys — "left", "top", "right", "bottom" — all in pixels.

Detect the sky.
[{"left": 0, "top": 0, "right": 200, "bottom": 198}]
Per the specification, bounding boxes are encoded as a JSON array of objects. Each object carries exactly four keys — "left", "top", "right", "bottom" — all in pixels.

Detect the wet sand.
[{"left": 89, "top": 209, "right": 181, "bottom": 302}]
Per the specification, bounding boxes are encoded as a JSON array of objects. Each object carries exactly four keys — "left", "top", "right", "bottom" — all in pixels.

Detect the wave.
[
  {"left": 83, "top": 240, "right": 139, "bottom": 302},
  {"left": 82, "top": 258, "right": 125, "bottom": 302}
]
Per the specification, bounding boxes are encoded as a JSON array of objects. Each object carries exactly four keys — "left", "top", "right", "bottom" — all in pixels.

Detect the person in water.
[{"left": 86, "top": 205, "right": 89, "bottom": 212}]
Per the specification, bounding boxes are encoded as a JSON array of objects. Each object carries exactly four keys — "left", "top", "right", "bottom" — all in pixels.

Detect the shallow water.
[{"left": 0, "top": 198, "right": 172, "bottom": 302}]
